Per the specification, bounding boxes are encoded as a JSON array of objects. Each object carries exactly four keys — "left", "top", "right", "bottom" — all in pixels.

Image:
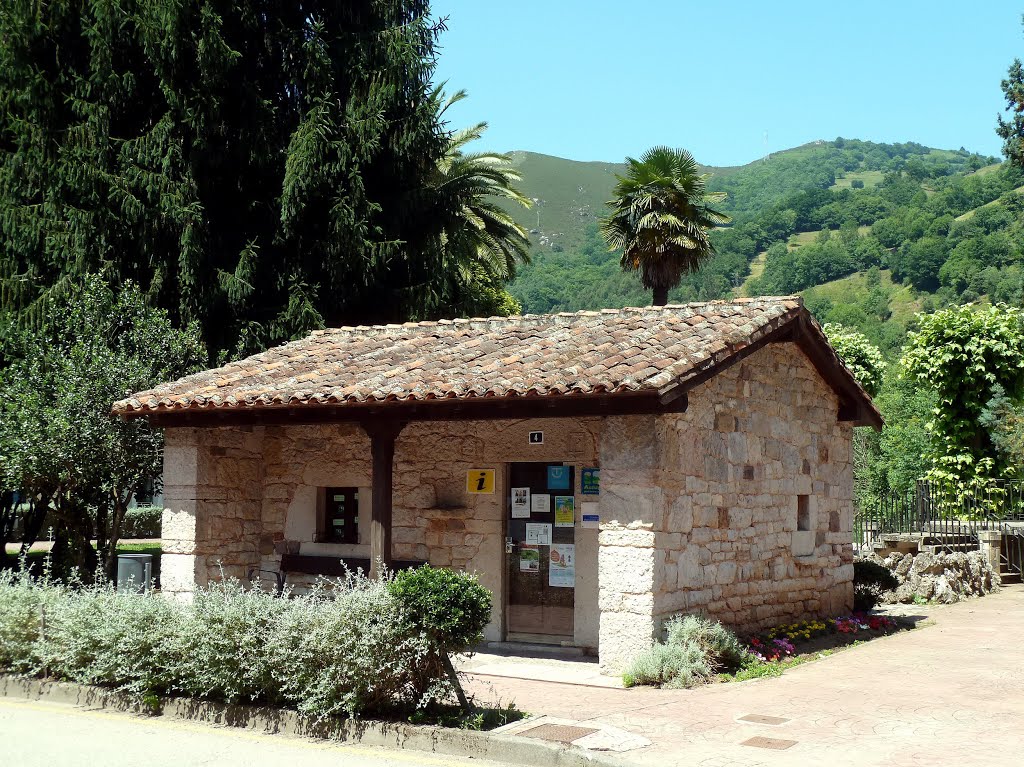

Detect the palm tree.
[
  {"left": 601, "top": 146, "right": 730, "bottom": 306},
  {"left": 429, "top": 87, "right": 531, "bottom": 305}
]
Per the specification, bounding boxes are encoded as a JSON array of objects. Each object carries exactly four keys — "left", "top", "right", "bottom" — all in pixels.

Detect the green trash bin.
[{"left": 116, "top": 553, "right": 153, "bottom": 593}]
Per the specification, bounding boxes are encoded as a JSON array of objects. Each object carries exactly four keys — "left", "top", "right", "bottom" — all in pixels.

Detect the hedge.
[
  {"left": 0, "top": 566, "right": 492, "bottom": 720},
  {"left": 120, "top": 506, "right": 162, "bottom": 538}
]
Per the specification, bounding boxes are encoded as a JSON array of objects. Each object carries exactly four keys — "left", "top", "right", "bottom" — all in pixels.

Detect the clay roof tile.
[{"left": 111, "top": 297, "right": 879, "bottom": 424}]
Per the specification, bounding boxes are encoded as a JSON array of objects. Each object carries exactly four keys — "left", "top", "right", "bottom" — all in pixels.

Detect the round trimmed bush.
[{"left": 387, "top": 565, "right": 492, "bottom": 653}]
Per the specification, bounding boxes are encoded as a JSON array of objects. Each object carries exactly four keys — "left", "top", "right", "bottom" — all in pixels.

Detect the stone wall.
[
  {"left": 597, "top": 342, "right": 855, "bottom": 671},
  {"left": 192, "top": 417, "right": 603, "bottom": 645},
  {"left": 160, "top": 342, "right": 856, "bottom": 669},
  {"left": 161, "top": 426, "right": 266, "bottom": 597}
]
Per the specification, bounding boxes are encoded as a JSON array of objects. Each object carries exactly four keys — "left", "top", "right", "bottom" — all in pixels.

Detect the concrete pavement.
[
  {"left": 466, "top": 585, "right": 1024, "bottom": 766},
  {"left": 0, "top": 696, "right": 518, "bottom": 767}
]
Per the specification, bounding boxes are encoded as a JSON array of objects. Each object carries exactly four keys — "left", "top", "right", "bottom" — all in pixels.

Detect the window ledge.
[{"left": 300, "top": 542, "right": 369, "bottom": 558}]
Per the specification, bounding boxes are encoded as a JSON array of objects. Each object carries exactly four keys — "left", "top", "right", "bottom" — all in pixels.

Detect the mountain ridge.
[{"left": 503, "top": 138, "right": 1013, "bottom": 357}]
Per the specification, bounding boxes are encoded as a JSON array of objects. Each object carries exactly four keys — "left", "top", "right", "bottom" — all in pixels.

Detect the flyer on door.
[
  {"left": 554, "top": 495, "right": 575, "bottom": 527},
  {"left": 549, "top": 543, "right": 575, "bottom": 587}
]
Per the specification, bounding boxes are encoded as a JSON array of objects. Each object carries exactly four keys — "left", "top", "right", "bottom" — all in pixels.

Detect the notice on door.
[
  {"left": 525, "top": 523, "right": 552, "bottom": 545},
  {"left": 519, "top": 544, "right": 540, "bottom": 573},
  {"left": 554, "top": 496, "right": 575, "bottom": 528},
  {"left": 549, "top": 543, "right": 575, "bottom": 588},
  {"left": 511, "top": 487, "right": 531, "bottom": 518}
]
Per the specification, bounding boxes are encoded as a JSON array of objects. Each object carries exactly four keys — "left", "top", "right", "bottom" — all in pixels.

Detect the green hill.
[
  {"left": 506, "top": 138, "right": 1013, "bottom": 356},
  {"left": 506, "top": 140, "right": 990, "bottom": 259},
  {"left": 504, "top": 152, "right": 623, "bottom": 253}
]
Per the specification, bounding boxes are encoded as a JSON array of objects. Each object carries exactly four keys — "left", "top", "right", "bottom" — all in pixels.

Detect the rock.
[
  {"left": 894, "top": 582, "right": 917, "bottom": 603},
  {"left": 914, "top": 551, "right": 943, "bottom": 575},
  {"left": 867, "top": 549, "right": 1000, "bottom": 605},
  {"left": 892, "top": 552, "right": 914, "bottom": 578}
]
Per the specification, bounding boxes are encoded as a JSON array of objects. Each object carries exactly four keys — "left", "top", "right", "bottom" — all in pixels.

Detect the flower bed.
[
  {"left": 743, "top": 614, "right": 899, "bottom": 667},
  {"left": 624, "top": 612, "right": 907, "bottom": 689}
]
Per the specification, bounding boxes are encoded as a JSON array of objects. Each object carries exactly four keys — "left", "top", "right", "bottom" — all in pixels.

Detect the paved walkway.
[
  {"left": 466, "top": 585, "right": 1024, "bottom": 767},
  {"left": 0, "top": 697, "right": 510, "bottom": 767}
]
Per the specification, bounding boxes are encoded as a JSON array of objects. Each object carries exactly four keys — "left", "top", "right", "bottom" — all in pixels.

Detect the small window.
[
  {"left": 797, "top": 495, "right": 811, "bottom": 531},
  {"left": 323, "top": 487, "right": 359, "bottom": 544}
]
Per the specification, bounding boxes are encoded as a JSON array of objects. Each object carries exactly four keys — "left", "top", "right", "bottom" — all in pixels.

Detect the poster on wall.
[
  {"left": 582, "top": 501, "right": 599, "bottom": 529},
  {"left": 547, "top": 465, "right": 571, "bottom": 490},
  {"left": 581, "top": 468, "right": 600, "bottom": 495},
  {"left": 519, "top": 545, "right": 540, "bottom": 572},
  {"left": 549, "top": 543, "right": 575, "bottom": 587},
  {"left": 511, "top": 487, "right": 531, "bottom": 518},
  {"left": 525, "top": 523, "right": 552, "bottom": 545},
  {"left": 531, "top": 493, "right": 551, "bottom": 514},
  {"left": 554, "top": 496, "right": 575, "bottom": 528}
]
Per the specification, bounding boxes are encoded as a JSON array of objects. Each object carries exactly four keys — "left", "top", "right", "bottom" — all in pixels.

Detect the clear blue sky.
[{"left": 431, "top": 1, "right": 1024, "bottom": 166}]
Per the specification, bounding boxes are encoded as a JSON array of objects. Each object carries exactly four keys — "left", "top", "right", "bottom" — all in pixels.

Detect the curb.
[{"left": 0, "top": 675, "right": 626, "bottom": 767}]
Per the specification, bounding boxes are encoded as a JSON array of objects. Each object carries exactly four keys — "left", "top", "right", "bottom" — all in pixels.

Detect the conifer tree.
[{"left": 0, "top": 1, "right": 462, "bottom": 358}]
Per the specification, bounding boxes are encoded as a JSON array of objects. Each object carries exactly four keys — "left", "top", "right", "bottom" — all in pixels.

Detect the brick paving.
[{"left": 467, "top": 585, "right": 1024, "bottom": 766}]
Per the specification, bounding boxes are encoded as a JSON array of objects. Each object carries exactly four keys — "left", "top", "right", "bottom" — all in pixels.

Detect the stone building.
[{"left": 114, "top": 297, "right": 880, "bottom": 671}]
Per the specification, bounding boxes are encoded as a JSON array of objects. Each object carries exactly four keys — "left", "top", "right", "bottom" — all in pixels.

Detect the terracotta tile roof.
[{"left": 112, "top": 296, "right": 877, "bottom": 425}]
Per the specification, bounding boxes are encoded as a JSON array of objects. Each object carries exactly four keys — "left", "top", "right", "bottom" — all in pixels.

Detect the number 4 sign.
[{"left": 466, "top": 469, "right": 496, "bottom": 494}]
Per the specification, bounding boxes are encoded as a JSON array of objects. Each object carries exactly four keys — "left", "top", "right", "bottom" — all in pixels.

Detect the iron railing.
[{"left": 854, "top": 479, "right": 1024, "bottom": 576}]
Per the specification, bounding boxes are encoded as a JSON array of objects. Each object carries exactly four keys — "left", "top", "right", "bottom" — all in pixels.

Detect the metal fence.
[{"left": 854, "top": 479, "right": 1024, "bottom": 576}]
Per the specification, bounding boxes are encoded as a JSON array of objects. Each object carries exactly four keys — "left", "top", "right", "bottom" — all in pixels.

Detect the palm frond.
[{"left": 427, "top": 87, "right": 532, "bottom": 296}]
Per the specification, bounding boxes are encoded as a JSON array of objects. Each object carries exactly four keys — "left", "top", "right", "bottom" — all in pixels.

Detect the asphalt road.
[{"left": 0, "top": 698, "right": 510, "bottom": 767}]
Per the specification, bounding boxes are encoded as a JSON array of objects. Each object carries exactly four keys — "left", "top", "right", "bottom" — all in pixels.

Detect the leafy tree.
[
  {"left": 893, "top": 236, "right": 947, "bottom": 291},
  {"left": 821, "top": 323, "right": 885, "bottom": 397},
  {"left": 601, "top": 147, "right": 730, "bottom": 306},
  {"left": 0, "top": 277, "right": 204, "bottom": 576},
  {"left": 0, "top": 1, "right": 488, "bottom": 359},
  {"left": 902, "top": 303, "right": 1024, "bottom": 485}
]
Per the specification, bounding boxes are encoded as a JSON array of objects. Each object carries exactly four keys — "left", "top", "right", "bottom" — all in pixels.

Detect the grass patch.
[
  {"left": 802, "top": 268, "right": 922, "bottom": 326},
  {"left": 787, "top": 230, "right": 819, "bottom": 249},
  {"left": 831, "top": 169, "right": 884, "bottom": 191},
  {"left": 736, "top": 250, "right": 769, "bottom": 296},
  {"left": 786, "top": 226, "right": 871, "bottom": 251},
  {"left": 116, "top": 543, "right": 162, "bottom": 555}
]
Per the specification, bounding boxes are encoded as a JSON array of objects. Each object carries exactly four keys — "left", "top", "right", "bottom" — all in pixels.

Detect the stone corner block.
[
  {"left": 160, "top": 553, "right": 205, "bottom": 594},
  {"left": 598, "top": 611, "right": 656, "bottom": 674}
]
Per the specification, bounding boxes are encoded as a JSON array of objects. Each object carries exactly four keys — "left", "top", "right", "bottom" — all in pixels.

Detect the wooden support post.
[{"left": 364, "top": 420, "right": 407, "bottom": 580}]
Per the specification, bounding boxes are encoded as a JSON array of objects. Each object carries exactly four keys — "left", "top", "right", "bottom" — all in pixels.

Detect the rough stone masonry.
[{"left": 159, "top": 341, "right": 854, "bottom": 673}]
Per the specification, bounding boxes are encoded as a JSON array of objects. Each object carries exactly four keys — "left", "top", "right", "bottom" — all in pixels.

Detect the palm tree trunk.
[{"left": 652, "top": 285, "right": 669, "bottom": 306}]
